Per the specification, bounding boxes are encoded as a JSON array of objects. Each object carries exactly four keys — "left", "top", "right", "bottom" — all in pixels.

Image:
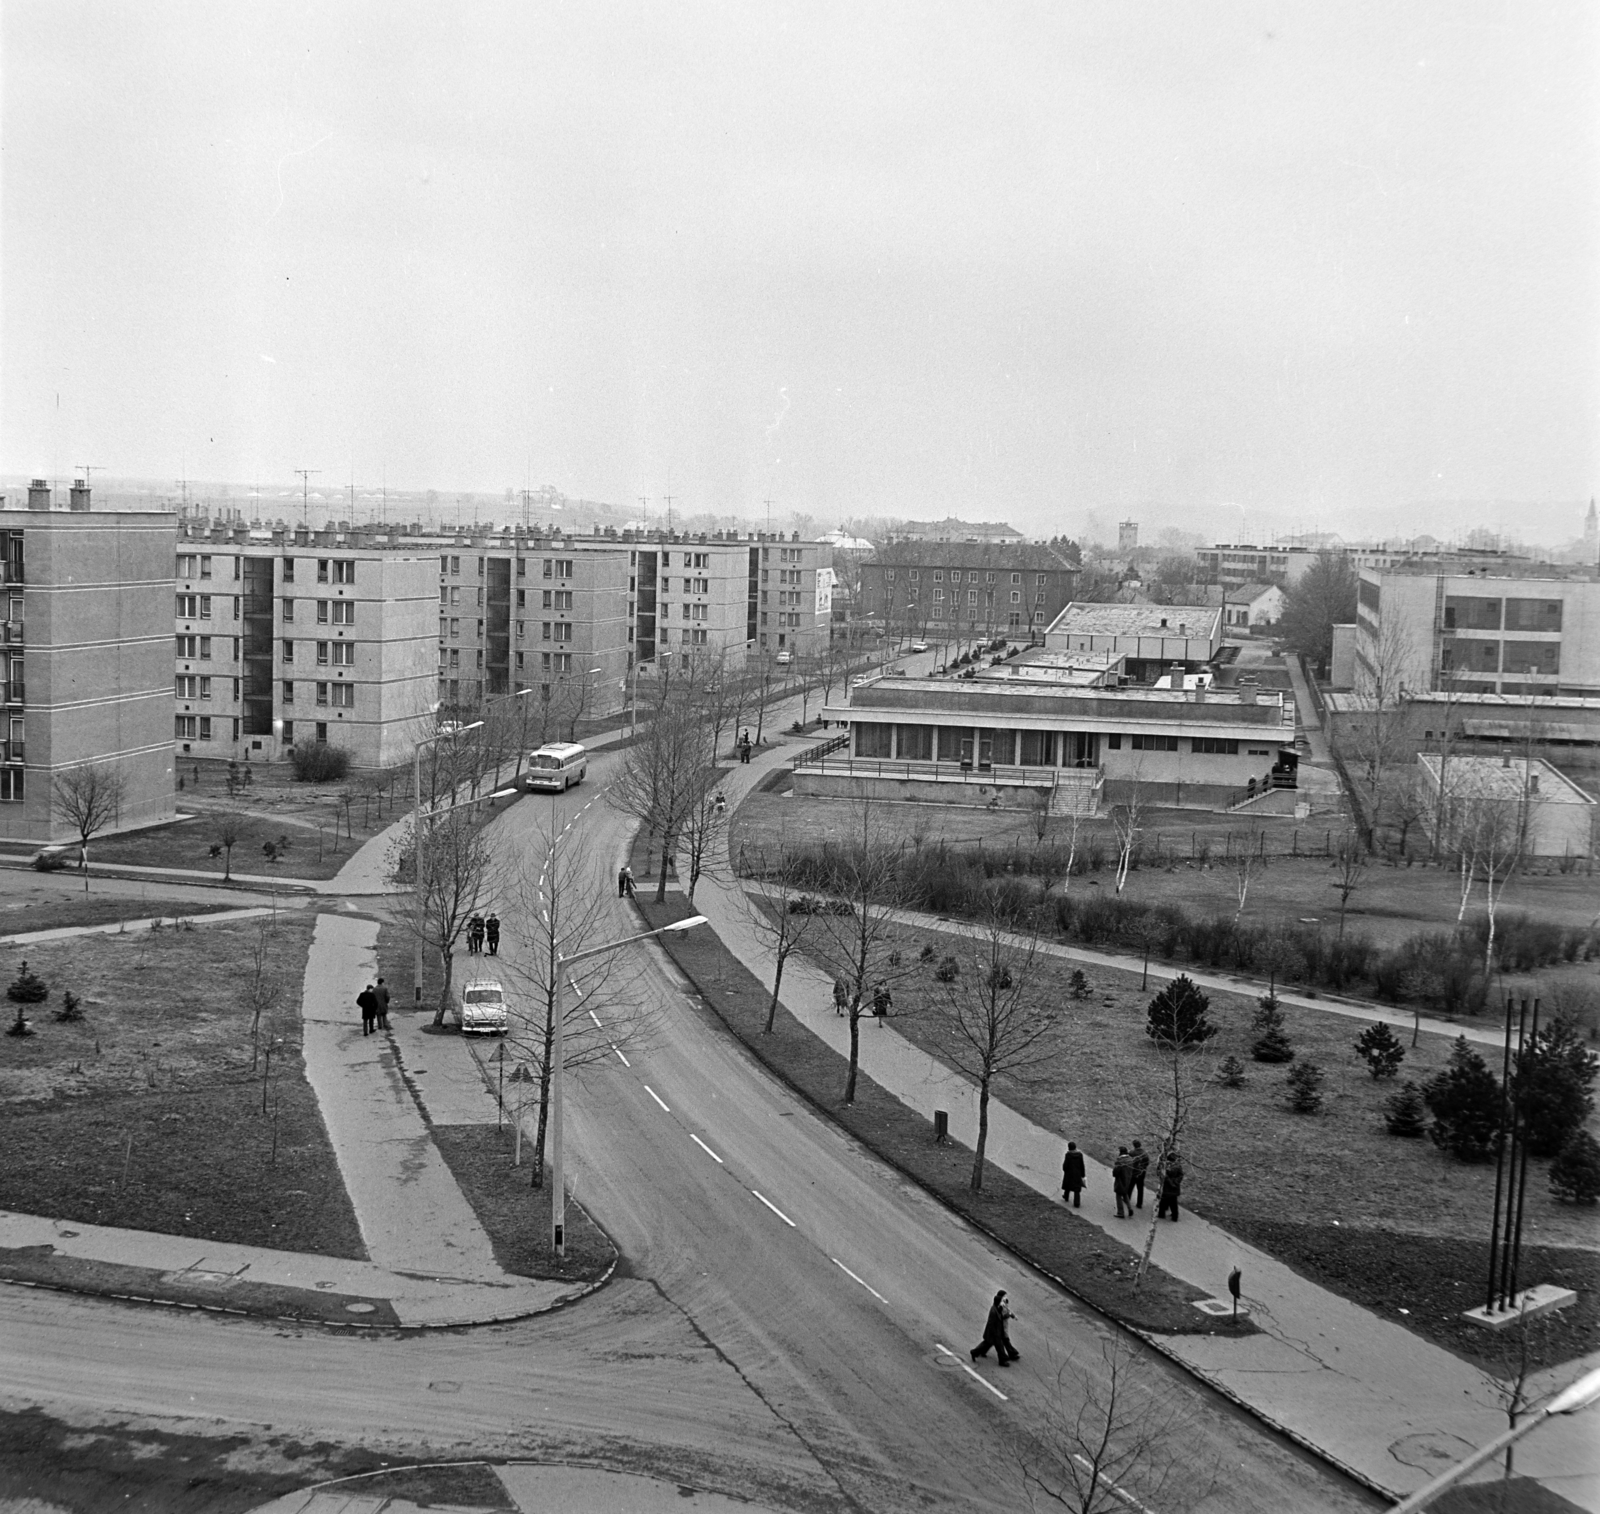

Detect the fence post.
[{"left": 1292, "top": 829, "right": 1298, "bottom": 857}]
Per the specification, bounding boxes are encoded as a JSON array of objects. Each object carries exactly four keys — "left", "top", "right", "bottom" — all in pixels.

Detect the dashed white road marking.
[
  {"left": 935, "top": 1343, "right": 1009, "bottom": 1401},
  {"left": 613, "top": 1047, "right": 631, "bottom": 1066},
  {"left": 587, "top": 1009, "right": 603, "bottom": 1028},
  {"left": 831, "top": 1258, "right": 886, "bottom": 1302},
  {"left": 1071, "top": 1454, "right": 1155, "bottom": 1512},
  {"left": 690, "top": 1133, "right": 724, "bottom": 1164},
  {"left": 643, "top": 1084, "right": 670, "bottom": 1112},
  {"left": 752, "top": 1191, "right": 796, "bottom": 1227}
]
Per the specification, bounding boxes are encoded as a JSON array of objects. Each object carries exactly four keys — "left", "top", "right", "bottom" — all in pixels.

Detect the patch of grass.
[
  {"left": 0, "top": 896, "right": 240, "bottom": 937},
  {"left": 431, "top": 1123, "right": 615, "bottom": 1285},
  {"left": 88, "top": 809, "right": 357, "bottom": 881},
  {"left": 0, "top": 914, "right": 364, "bottom": 1258},
  {"left": 626, "top": 833, "right": 1247, "bottom": 1339}
]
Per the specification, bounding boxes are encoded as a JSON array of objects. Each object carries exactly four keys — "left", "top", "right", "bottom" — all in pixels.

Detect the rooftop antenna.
[
  {"left": 348, "top": 465, "right": 356, "bottom": 522},
  {"left": 638, "top": 495, "right": 649, "bottom": 531},
  {"left": 294, "top": 468, "right": 321, "bottom": 528},
  {"left": 764, "top": 497, "right": 774, "bottom": 534},
  {"left": 663, "top": 492, "right": 675, "bottom": 533},
  {"left": 380, "top": 466, "right": 387, "bottom": 527}
]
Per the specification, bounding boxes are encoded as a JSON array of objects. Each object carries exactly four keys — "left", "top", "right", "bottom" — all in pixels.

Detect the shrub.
[
  {"left": 1215, "top": 1055, "right": 1247, "bottom": 1088},
  {"left": 288, "top": 742, "right": 352, "bottom": 783},
  {"left": 1548, "top": 1129, "right": 1600, "bottom": 1205},
  {"left": 1424, "top": 1037, "right": 1502, "bottom": 1161},
  {"left": 1513, "top": 1014, "right": 1598, "bottom": 1158},
  {"left": 1286, "top": 1060, "right": 1325, "bottom": 1113},
  {"left": 933, "top": 956, "right": 960, "bottom": 983},
  {"left": 31, "top": 850, "right": 68, "bottom": 873},
  {"left": 53, "top": 990, "right": 83, "bottom": 1023},
  {"left": 1251, "top": 998, "right": 1294, "bottom": 1064},
  {"left": 1384, "top": 1081, "right": 1429, "bottom": 1137},
  {"left": 1068, "top": 969, "right": 1090, "bottom": 1000},
  {"left": 919, "top": 944, "right": 936, "bottom": 962},
  {"left": 1144, "top": 975, "right": 1216, "bottom": 1049},
  {"left": 7, "top": 962, "right": 49, "bottom": 1004},
  {"left": 1354, "top": 1022, "right": 1406, "bottom": 1081}
]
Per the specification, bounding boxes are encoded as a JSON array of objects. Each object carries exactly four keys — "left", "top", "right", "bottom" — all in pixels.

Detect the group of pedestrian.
[
  {"left": 1061, "top": 1138, "right": 1183, "bottom": 1221},
  {"left": 737, "top": 729, "right": 753, "bottom": 764},
  {"left": 618, "top": 864, "right": 636, "bottom": 898},
  {"left": 831, "top": 978, "right": 894, "bottom": 1021},
  {"left": 465, "top": 913, "right": 500, "bottom": 955},
  {"left": 356, "top": 978, "right": 391, "bottom": 1036},
  {"left": 970, "top": 1289, "right": 1020, "bottom": 1367}
]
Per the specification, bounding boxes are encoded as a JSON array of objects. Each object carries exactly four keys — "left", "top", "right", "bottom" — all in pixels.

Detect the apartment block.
[
  {"left": 0, "top": 493, "right": 175, "bottom": 843},
  {"left": 173, "top": 524, "right": 438, "bottom": 767},
  {"left": 859, "top": 542, "right": 1078, "bottom": 643}
]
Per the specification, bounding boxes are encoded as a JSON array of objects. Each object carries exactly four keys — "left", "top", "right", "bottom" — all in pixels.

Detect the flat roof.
[
  {"left": 1045, "top": 602, "right": 1222, "bottom": 638},
  {"left": 1417, "top": 754, "right": 1593, "bottom": 805},
  {"left": 839, "top": 679, "right": 1291, "bottom": 730}
]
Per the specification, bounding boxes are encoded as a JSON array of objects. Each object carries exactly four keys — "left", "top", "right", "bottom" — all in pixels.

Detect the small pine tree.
[
  {"left": 1548, "top": 1129, "right": 1600, "bottom": 1205},
  {"left": 1514, "top": 1014, "right": 1599, "bottom": 1159},
  {"left": 1354, "top": 1022, "right": 1406, "bottom": 1081},
  {"left": 53, "top": 990, "right": 83, "bottom": 1023},
  {"left": 1286, "top": 1060, "right": 1325, "bottom": 1113},
  {"left": 7, "top": 961, "right": 49, "bottom": 1004},
  {"left": 1216, "top": 1054, "right": 1247, "bottom": 1088},
  {"left": 1384, "top": 1080, "right": 1429, "bottom": 1138},
  {"left": 1251, "top": 999, "right": 1294, "bottom": 1064},
  {"left": 933, "top": 956, "right": 960, "bottom": 983},
  {"left": 1144, "top": 974, "right": 1216, "bottom": 1049},
  {"left": 1068, "top": 969, "right": 1091, "bottom": 1000},
  {"left": 1423, "top": 1036, "right": 1501, "bottom": 1161}
]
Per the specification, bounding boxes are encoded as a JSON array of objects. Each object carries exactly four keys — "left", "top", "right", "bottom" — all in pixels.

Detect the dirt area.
[
  {"left": 0, "top": 913, "right": 363, "bottom": 1258},
  {"left": 800, "top": 917, "right": 1598, "bottom": 1373}
]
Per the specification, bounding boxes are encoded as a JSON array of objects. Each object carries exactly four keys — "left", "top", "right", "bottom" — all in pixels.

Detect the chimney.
[
  {"left": 1238, "top": 684, "right": 1257, "bottom": 705},
  {"left": 1194, "top": 683, "right": 1206, "bottom": 704},
  {"left": 27, "top": 479, "right": 51, "bottom": 511},
  {"left": 1529, "top": 773, "right": 1540, "bottom": 794},
  {"left": 69, "top": 479, "right": 92, "bottom": 512}
]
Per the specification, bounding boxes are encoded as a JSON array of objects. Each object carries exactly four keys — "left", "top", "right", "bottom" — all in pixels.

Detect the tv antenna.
[{"left": 294, "top": 469, "right": 321, "bottom": 528}]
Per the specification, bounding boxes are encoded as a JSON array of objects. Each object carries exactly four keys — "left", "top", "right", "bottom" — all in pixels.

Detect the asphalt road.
[{"left": 0, "top": 695, "right": 1381, "bottom": 1513}]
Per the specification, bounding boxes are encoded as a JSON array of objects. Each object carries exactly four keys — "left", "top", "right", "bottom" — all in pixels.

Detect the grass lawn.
[
  {"left": 88, "top": 806, "right": 371, "bottom": 882},
  {"left": 819, "top": 917, "right": 1600, "bottom": 1374},
  {"left": 0, "top": 913, "right": 364, "bottom": 1258},
  {"left": 0, "top": 893, "right": 240, "bottom": 937}
]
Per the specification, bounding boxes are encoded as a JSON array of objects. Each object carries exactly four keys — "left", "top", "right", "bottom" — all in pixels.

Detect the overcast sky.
[{"left": 3, "top": 2, "right": 1594, "bottom": 541}]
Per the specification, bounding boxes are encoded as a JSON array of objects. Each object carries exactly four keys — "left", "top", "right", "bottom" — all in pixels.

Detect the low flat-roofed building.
[
  {"left": 1043, "top": 602, "right": 1222, "bottom": 680},
  {"left": 809, "top": 672, "right": 1296, "bottom": 813},
  {"left": 1417, "top": 754, "right": 1595, "bottom": 859},
  {"left": 966, "top": 649, "right": 1125, "bottom": 688}
]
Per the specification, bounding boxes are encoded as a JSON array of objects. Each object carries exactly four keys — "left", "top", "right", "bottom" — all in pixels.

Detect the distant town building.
[
  {"left": 1222, "top": 581, "right": 1285, "bottom": 628},
  {"left": 859, "top": 541, "right": 1078, "bottom": 643},
  {"left": 889, "top": 518, "right": 1026, "bottom": 544},
  {"left": 1197, "top": 541, "right": 1536, "bottom": 586},
  {"left": 0, "top": 487, "right": 176, "bottom": 843},
  {"left": 1118, "top": 520, "right": 1139, "bottom": 554}
]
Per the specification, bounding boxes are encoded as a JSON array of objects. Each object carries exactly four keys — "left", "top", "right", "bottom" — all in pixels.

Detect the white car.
[
  {"left": 909, "top": 641, "right": 930, "bottom": 653},
  {"left": 451, "top": 978, "right": 508, "bottom": 1035},
  {"left": 775, "top": 650, "right": 793, "bottom": 665}
]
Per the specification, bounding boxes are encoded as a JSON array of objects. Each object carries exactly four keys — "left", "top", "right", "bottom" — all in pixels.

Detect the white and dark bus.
[{"left": 521, "top": 742, "right": 589, "bottom": 792}]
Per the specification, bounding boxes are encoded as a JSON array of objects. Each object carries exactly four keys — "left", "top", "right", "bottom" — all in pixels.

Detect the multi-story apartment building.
[
  {"left": 2, "top": 485, "right": 175, "bottom": 842},
  {"left": 173, "top": 522, "right": 437, "bottom": 767},
  {"left": 859, "top": 541, "right": 1078, "bottom": 644},
  {"left": 1354, "top": 568, "right": 1600, "bottom": 701},
  {"left": 1198, "top": 541, "right": 1535, "bottom": 587}
]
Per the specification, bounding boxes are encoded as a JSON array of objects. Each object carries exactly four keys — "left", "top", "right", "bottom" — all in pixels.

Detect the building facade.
[
  {"left": 859, "top": 542, "right": 1078, "bottom": 644},
  {"left": 0, "top": 499, "right": 176, "bottom": 843}
]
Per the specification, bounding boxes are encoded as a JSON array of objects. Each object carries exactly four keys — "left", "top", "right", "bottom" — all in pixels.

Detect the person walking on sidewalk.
[
  {"left": 1061, "top": 1142, "right": 1085, "bottom": 1208},
  {"left": 832, "top": 977, "right": 849, "bottom": 1016},
  {"left": 1157, "top": 1149, "right": 1184, "bottom": 1221},
  {"left": 1112, "top": 1147, "right": 1134, "bottom": 1218},
  {"left": 357, "top": 984, "right": 378, "bottom": 1037},
  {"left": 373, "top": 978, "right": 391, "bottom": 1030},
  {"left": 970, "top": 1290, "right": 1019, "bottom": 1366},
  {"left": 1130, "top": 1139, "right": 1149, "bottom": 1209},
  {"left": 467, "top": 914, "right": 484, "bottom": 954},
  {"left": 618, "top": 865, "right": 635, "bottom": 898},
  {"left": 738, "top": 731, "right": 752, "bottom": 764},
  {"left": 485, "top": 914, "right": 500, "bottom": 956},
  {"left": 872, "top": 982, "right": 893, "bottom": 1023}
]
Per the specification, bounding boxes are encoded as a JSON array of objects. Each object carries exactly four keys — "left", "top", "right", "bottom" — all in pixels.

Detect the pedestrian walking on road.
[
  {"left": 1157, "top": 1149, "right": 1184, "bottom": 1221},
  {"left": 738, "top": 730, "right": 752, "bottom": 764},
  {"left": 467, "top": 914, "right": 484, "bottom": 954},
  {"left": 618, "top": 865, "right": 635, "bottom": 898},
  {"left": 1061, "top": 1142, "right": 1085, "bottom": 1207},
  {"left": 970, "top": 1290, "right": 1019, "bottom": 1366},
  {"left": 1112, "top": 1147, "right": 1134, "bottom": 1218},
  {"left": 357, "top": 984, "right": 378, "bottom": 1037},
  {"left": 373, "top": 978, "right": 391, "bottom": 1030},
  {"left": 485, "top": 914, "right": 500, "bottom": 956},
  {"left": 1130, "top": 1140, "right": 1149, "bottom": 1209},
  {"left": 832, "top": 977, "right": 849, "bottom": 1017},
  {"left": 872, "top": 982, "right": 893, "bottom": 1023}
]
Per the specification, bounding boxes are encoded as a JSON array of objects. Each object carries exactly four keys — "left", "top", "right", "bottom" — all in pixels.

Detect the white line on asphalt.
[
  {"left": 690, "top": 1132, "right": 724, "bottom": 1163},
  {"left": 588, "top": 1009, "right": 603, "bottom": 1028},
  {"left": 935, "top": 1343, "right": 1009, "bottom": 1401},
  {"left": 752, "top": 1191, "right": 796, "bottom": 1227},
  {"left": 613, "top": 1047, "right": 630, "bottom": 1066},
  {"left": 831, "top": 1257, "right": 886, "bottom": 1301},
  {"left": 643, "top": 1084, "right": 670, "bottom": 1112},
  {"left": 1071, "top": 1455, "right": 1154, "bottom": 1513}
]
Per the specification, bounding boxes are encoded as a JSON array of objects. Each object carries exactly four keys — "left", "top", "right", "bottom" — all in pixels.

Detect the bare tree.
[
  {"left": 928, "top": 900, "right": 1054, "bottom": 1191},
  {"left": 237, "top": 918, "right": 283, "bottom": 1071},
  {"left": 1438, "top": 767, "right": 1529, "bottom": 977},
  {"left": 807, "top": 803, "right": 909, "bottom": 1104},
  {"left": 813, "top": 635, "right": 855, "bottom": 713},
  {"left": 51, "top": 760, "right": 128, "bottom": 893},
  {"left": 609, "top": 691, "right": 716, "bottom": 903},
  {"left": 1340, "top": 608, "right": 1417, "bottom": 840},
  {"left": 677, "top": 769, "right": 728, "bottom": 905},
  {"left": 1232, "top": 828, "right": 1264, "bottom": 920},
  {"left": 741, "top": 843, "right": 824, "bottom": 1034},
  {"left": 500, "top": 826, "right": 658, "bottom": 1187},
  {"left": 1329, "top": 828, "right": 1368, "bottom": 940},
  {"left": 391, "top": 804, "right": 498, "bottom": 1024},
  {"left": 1110, "top": 780, "right": 1147, "bottom": 896},
  {"left": 209, "top": 809, "right": 247, "bottom": 882},
  {"left": 1018, "top": 1337, "right": 1208, "bottom": 1514}
]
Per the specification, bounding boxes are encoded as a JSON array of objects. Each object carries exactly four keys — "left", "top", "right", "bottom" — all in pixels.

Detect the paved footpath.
[{"left": 681, "top": 733, "right": 1600, "bottom": 1510}]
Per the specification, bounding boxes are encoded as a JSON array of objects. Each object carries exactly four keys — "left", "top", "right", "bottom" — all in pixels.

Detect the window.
[
  {"left": 554, "top": 590, "right": 573, "bottom": 610},
  {"left": 551, "top": 652, "right": 573, "bottom": 675},
  {"left": 909, "top": 570, "right": 919, "bottom": 582},
  {"left": 175, "top": 675, "right": 211, "bottom": 699},
  {"left": 175, "top": 594, "right": 211, "bottom": 619},
  {"left": 689, "top": 604, "right": 707, "bottom": 622},
  {"left": 1191, "top": 737, "right": 1239, "bottom": 755},
  {"left": 1443, "top": 595, "right": 1502, "bottom": 631},
  {"left": 553, "top": 559, "right": 573, "bottom": 578},
  {"left": 450, "top": 586, "right": 461, "bottom": 607},
  {"left": 885, "top": 569, "right": 895, "bottom": 582},
  {"left": 516, "top": 589, "right": 527, "bottom": 609},
  {"left": 316, "top": 642, "right": 329, "bottom": 665},
  {"left": 690, "top": 552, "right": 709, "bottom": 569},
  {"left": 177, "top": 554, "right": 197, "bottom": 578},
  {"left": 440, "top": 555, "right": 450, "bottom": 574},
  {"left": 282, "top": 640, "right": 294, "bottom": 663},
  {"left": 517, "top": 557, "right": 527, "bottom": 577},
  {"left": 283, "top": 558, "right": 295, "bottom": 583},
  {"left": 332, "top": 560, "right": 355, "bottom": 585},
  {"left": 317, "top": 560, "right": 329, "bottom": 583},
  {"left": 1130, "top": 734, "right": 1179, "bottom": 751},
  {"left": 1107, "top": 733, "right": 1122, "bottom": 750},
  {"left": 896, "top": 725, "right": 933, "bottom": 760},
  {"left": 855, "top": 721, "right": 893, "bottom": 758},
  {"left": 449, "top": 618, "right": 460, "bottom": 637},
  {"left": 934, "top": 587, "right": 944, "bottom": 600},
  {"left": 331, "top": 601, "right": 354, "bottom": 626},
  {"left": 1502, "top": 640, "right": 1559, "bottom": 675},
  {"left": 1011, "top": 573, "right": 1021, "bottom": 584},
  {"left": 688, "top": 577, "right": 709, "bottom": 594},
  {"left": 1018, "top": 730, "right": 1055, "bottom": 765},
  {"left": 440, "top": 587, "right": 449, "bottom": 606},
  {"left": 542, "top": 622, "right": 552, "bottom": 641},
  {"left": 315, "top": 683, "right": 329, "bottom": 706},
  {"left": 331, "top": 641, "right": 354, "bottom": 667},
  {"left": 552, "top": 622, "right": 572, "bottom": 642},
  {"left": 330, "top": 683, "right": 354, "bottom": 709},
  {"left": 933, "top": 571, "right": 943, "bottom": 582},
  {"left": 282, "top": 720, "right": 294, "bottom": 742},
  {"left": 317, "top": 600, "right": 328, "bottom": 623},
  {"left": 478, "top": 557, "right": 485, "bottom": 576},
  {"left": 450, "top": 556, "right": 460, "bottom": 575},
  {"left": 967, "top": 590, "right": 978, "bottom": 605},
  {"left": 174, "top": 715, "right": 212, "bottom": 740},
  {"left": 1035, "top": 593, "right": 1046, "bottom": 605},
  {"left": 1504, "top": 598, "right": 1562, "bottom": 632},
  {"left": 175, "top": 635, "right": 213, "bottom": 659},
  {"left": 281, "top": 597, "right": 294, "bottom": 622},
  {"left": 516, "top": 620, "right": 524, "bottom": 639},
  {"left": 1036, "top": 575, "right": 1047, "bottom": 585},
  {"left": 515, "top": 651, "right": 525, "bottom": 671},
  {"left": 476, "top": 587, "right": 484, "bottom": 608},
  {"left": 1010, "top": 591, "right": 1021, "bottom": 604},
  {"left": 282, "top": 680, "right": 294, "bottom": 704}
]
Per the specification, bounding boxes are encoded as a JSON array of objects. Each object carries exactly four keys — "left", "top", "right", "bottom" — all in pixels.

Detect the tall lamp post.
[
  {"left": 549, "top": 913, "right": 706, "bottom": 1253},
  {"left": 411, "top": 719, "right": 483, "bottom": 1005}
]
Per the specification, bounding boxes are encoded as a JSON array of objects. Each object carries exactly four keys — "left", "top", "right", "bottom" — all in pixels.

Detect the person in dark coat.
[
  {"left": 1061, "top": 1142, "right": 1086, "bottom": 1207},
  {"left": 467, "top": 915, "right": 484, "bottom": 954},
  {"left": 1112, "top": 1147, "right": 1134, "bottom": 1218},
  {"left": 970, "top": 1289, "right": 1019, "bottom": 1366},
  {"left": 618, "top": 865, "right": 634, "bottom": 898},
  {"left": 485, "top": 914, "right": 500, "bottom": 956},
  {"left": 373, "top": 978, "right": 391, "bottom": 1030},
  {"left": 1157, "top": 1150, "right": 1184, "bottom": 1221},
  {"left": 872, "top": 983, "right": 892, "bottom": 1022},
  {"left": 832, "top": 978, "right": 849, "bottom": 1017},
  {"left": 738, "top": 731, "right": 753, "bottom": 764},
  {"left": 357, "top": 984, "right": 378, "bottom": 1037},
  {"left": 1130, "top": 1140, "right": 1149, "bottom": 1209}
]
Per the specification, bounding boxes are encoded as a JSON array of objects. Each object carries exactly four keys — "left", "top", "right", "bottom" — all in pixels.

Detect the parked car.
[
  {"left": 450, "top": 978, "right": 508, "bottom": 1035},
  {"left": 775, "top": 650, "right": 793, "bottom": 666},
  {"left": 909, "top": 641, "right": 930, "bottom": 653}
]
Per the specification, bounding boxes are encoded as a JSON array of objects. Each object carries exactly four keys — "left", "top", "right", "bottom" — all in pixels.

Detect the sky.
[{"left": 3, "top": 2, "right": 1595, "bottom": 544}]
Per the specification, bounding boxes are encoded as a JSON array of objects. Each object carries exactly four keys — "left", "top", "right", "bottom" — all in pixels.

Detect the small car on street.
[{"left": 451, "top": 978, "right": 509, "bottom": 1035}]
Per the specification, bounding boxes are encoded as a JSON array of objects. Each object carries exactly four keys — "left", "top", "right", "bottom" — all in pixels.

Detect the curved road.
[{"left": 0, "top": 702, "right": 1377, "bottom": 1513}]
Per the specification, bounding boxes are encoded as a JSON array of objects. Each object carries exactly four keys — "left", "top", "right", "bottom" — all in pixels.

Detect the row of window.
[
  {"left": 179, "top": 595, "right": 355, "bottom": 625},
  {"left": 885, "top": 569, "right": 1049, "bottom": 585},
  {"left": 175, "top": 717, "right": 332, "bottom": 744},
  {"left": 179, "top": 671, "right": 354, "bottom": 704},
  {"left": 175, "top": 556, "right": 353, "bottom": 585},
  {"left": 853, "top": 724, "right": 1269, "bottom": 762},
  {"left": 175, "top": 636, "right": 353, "bottom": 665},
  {"left": 1438, "top": 640, "right": 1561, "bottom": 675}
]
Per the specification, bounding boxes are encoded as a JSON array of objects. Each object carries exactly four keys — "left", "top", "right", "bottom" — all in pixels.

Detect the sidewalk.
[{"left": 688, "top": 736, "right": 1600, "bottom": 1508}]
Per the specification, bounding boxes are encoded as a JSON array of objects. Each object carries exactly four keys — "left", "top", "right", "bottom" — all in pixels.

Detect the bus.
[{"left": 521, "top": 741, "right": 589, "bottom": 792}]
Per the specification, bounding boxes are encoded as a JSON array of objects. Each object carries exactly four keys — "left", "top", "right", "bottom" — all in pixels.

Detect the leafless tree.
[
  {"left": 237, "top": 918, "right": 283, "bottom": 1071},
  {"left": 51, "top": 760, "right": 128, "bottom": 893},
  {"left": 1341, "top": 608, "right": 1417, "bottom": 838},
  {"left": 807, "top": 802, "right": 909, "bottom": 1104},
  {"left": 813, "top": 635, "right": 855, "bottom": 713},
  {"left": 741, "top": 842, "right": 825, "bottom": 1034},
  {"left": 1329, "top": 828, "right": 1368, "bottom": 940},
  {"left": 499, "top": 826, "right": 658, "bottom": 1187},
  {"left": 928, "top": 900, "right": 1054, "bottom": 1192},
  {"left": 678, "top": 769, "right": 728, "bottom": 905},
  {"left": 1232, "top": 828, "right": 1265, "bottom": 920},
  {"left": 1110, "top": 779, "right": 1147, "bottom": 896},
  {"left": 609, "top": 690, "right": 716, "bottom": 903},
  {"left": 1017, "top": 1337, "right": 1209, "bottom": 1514},
  {"left": 209, "top": 808, "right": 247, "bottom": 882}
]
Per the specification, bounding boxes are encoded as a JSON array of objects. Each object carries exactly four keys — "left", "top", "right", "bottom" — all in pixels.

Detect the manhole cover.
[
  {"left": 344, "top": 1302, "right": 377, "bottom": 1314},
  {"left": 1192, "top": 1298, "right": 1246, "bottom": 1318}
]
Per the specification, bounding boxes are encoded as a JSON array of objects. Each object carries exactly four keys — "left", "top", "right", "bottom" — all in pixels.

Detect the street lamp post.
[
  {"left": 549, "top": 913, "right": 706, "bottom": 1254},
  {"left": 411, "top": 719, "right": 484, "bottom": 1005}
]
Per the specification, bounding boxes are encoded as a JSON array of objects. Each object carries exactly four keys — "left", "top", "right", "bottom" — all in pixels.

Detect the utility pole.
[
  {"left": 662, "top": 494, "right": 675, "bottom": 533},
  {"left": 294, "top": 469, "right": 321, "bottom": 529},
  {"left": 637, "top": 495, "right": 649, "bottom": 531},
  {"left": 764, "top": 497, "right": 774, "bottom": 534}
]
